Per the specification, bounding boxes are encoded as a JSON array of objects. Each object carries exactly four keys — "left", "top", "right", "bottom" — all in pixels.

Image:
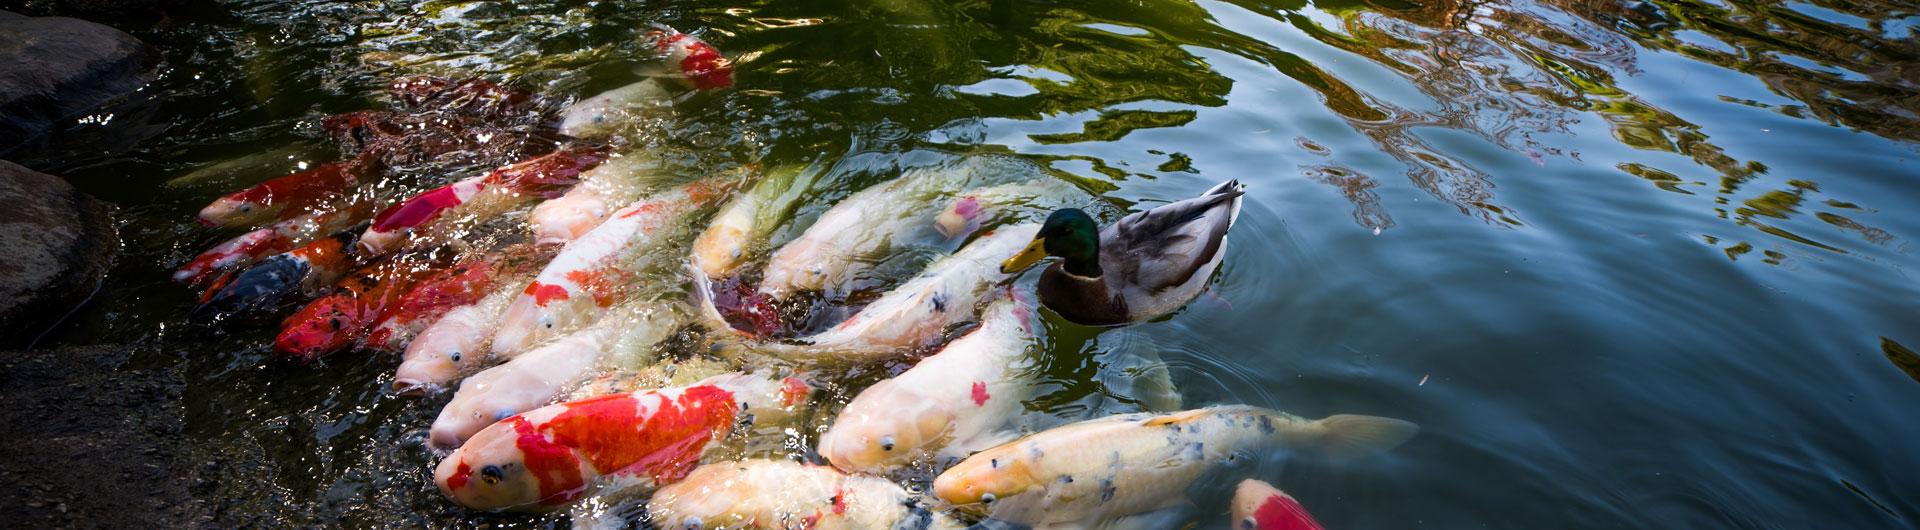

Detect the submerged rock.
[
  {"left": 0, "top": 11, "right": 159, "bottom": 155},
  {"left": 0, "top": 160, "right": 116, "bottom": 347}
]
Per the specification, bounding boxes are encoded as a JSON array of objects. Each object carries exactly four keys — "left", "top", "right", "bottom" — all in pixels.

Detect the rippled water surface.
[{"left": 24, "top": 0, "right": 1920, "bottom": 527}]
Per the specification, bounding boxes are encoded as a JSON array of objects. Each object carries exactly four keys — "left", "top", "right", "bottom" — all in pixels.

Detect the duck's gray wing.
[{"left": 1104, "top": 180, "right": 1243, "bottom": 293}]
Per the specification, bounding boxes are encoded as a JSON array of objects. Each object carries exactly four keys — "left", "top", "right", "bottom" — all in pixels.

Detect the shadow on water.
[{"left": 12, "top": 0, "right": 1920, "bottom": 527}]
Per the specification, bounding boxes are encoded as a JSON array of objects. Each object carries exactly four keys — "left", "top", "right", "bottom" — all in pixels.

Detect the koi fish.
[
  {"left": 393, "top": 275, "right": 535, "bottom": 396},
  {"left": 432, "top": 372, "right": 811, "bottom": 511},
  {"left": 174, "top": 205, "right": 361, "bottom": 286},
  {"left": 650, "top": 25, "right": 734, "bottom": 91},
  {"left": 647, "top": 459, "right": 964, "bottom": 530},
  {"left": 931, "top": 406, "right": 1417, "bottom": 528},
  {"left": 357, "top": 147, "right": 608, "bottom": 255},
  {"left": 192, "top": 227, "right": 362, "bottom": 320},
  {"left": 195, "top": 159, "right": 365, "bottom": 228},
  {"left": 490, "top": 179, "right": 732, "bottom": 357},
  {"left": 362, "top": 247, "right": 544, "bottom": 353},
  {"left": 817, "top": 297, "right": 1040, "bottom": 474},
  {"left": 701, "top": 224, "right": 1039, "bottom": 364},
  {"left": 556, "top": 80, "right": 676, "bottom": 140},
  {"left": 556, "top": 27, "right": 732, "bottom": 139},
  {"left": 1232, "top": 480, "right": 1325, "bottom": 530},
  {"left": 759, "top": 162, "right": 1075, "bottom": 300},
  {"left": 691, "top": 163, "right": 813, "bottom": 279},
  {"left": 430, "top": 304, "right": 681, "bottom": 449},
  {"left": 526, "top": 153, "right": 670, "bottom": 244},
  {"left": 273, "top": 255, "right": 436, "bottom": 360}
]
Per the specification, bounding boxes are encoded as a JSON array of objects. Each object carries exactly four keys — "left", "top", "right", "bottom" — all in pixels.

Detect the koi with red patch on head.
[
  {"left": 1232, "top": 479, "right": 1326, "bottom": 530},
  {"left": 197, "top": 160, "right": 364, "bottom": 228},
  {"left": 649, "top": 26, "right": 734, "bottom": 90},
  {"left": 434, "top": 372, "right": 808, "bottom": 511}
]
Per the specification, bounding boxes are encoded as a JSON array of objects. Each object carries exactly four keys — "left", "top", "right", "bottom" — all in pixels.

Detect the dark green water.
[{"left": 20, "top": 0, "right": 1920, "bottom": 527}]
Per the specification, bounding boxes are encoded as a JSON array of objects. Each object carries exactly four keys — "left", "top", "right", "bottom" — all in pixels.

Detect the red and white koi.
[
  {"left": 433, "top": 372, "right": 811, "bottom": 512},
  {"left": 393, "top": 274, "right": 535, "bottom": 396},
  {"left": 817, "top": 297, "right": 1041, "bottom": 474},
  {"left": 490, "top": 179, "right": 733, "bottom": 357},
  {"left": 274, "top": 255, "right": 437, "bottom": 360},
  {"left": 556, "top": 27, "right": 732, "bottom": 139},
  {"left": 357, "top": 147, "right": 608, "bottom": 256},
  {"left": 430, "top": 304, "right": 681, "bottom": 449},
  {"left": 647, "top": 459, "right": 964, "bottom": 530},
  {"left": 526, "top": 153, "right": 669, "bottom": 244},
  {"left": 1232, "top": 480, "right": 1326, "bottom": 530},
  {"left": 174, "top": 205, "right": 362, "bottom": 286},
  {"left": 196, "top": 159, "right": 366, "bottom": 228},
  {"left": 931, "top": 406, "right": 1417, "bottom": 528},
  {"left": 363, "top": 247, "right": 547, "bottom": 353}
]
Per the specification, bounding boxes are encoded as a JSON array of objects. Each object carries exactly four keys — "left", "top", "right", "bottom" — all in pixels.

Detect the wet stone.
[
  {"left": 0, "top": 160, "right": 115, "bottom": 347},
  {"left": 0, "top": 11, "right": 158, "bottom": 153}
]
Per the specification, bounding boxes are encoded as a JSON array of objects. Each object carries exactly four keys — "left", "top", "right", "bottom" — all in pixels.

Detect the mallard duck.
[{"left": 1001, "top": 179, "right": 1244, "bottom": 326}]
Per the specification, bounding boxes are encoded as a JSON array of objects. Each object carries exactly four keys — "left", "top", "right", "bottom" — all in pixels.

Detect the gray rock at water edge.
[
  {"left": 0, "top": 160, "right": 117, "bottom": 347},
  {"left": 0, "top": 11, "right": 159, "bottom": 155}
]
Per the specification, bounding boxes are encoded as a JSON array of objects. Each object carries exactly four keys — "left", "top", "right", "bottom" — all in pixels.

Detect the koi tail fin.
[{"left": 1307, "top": 414, "right": 1418, "bottom": 459}]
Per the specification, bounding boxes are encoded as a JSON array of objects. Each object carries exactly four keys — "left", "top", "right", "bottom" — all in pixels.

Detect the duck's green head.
[{"left": 1001, "top": 208, "right": 1102, "bottom": 277}]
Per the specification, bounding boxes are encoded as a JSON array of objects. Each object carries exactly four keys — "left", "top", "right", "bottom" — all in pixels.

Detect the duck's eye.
[
  {"left": 980, "top": 493, "right": 996, "bottom": 505},
  {"left": 481, "top": 465, "right": 503, "bottom": 485},
  {"left": 880, "top": 435, "right": 895, "bottom": 452}
]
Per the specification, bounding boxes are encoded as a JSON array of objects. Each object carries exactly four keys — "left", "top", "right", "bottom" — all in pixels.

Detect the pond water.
[{"left": 23, "top": 0, "right": 1920, "bottom": 527}]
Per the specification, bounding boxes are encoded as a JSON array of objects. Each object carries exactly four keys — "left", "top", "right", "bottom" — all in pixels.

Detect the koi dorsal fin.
[{"left": 1141, "top": 409, "right": 1210, "bottom": 427}]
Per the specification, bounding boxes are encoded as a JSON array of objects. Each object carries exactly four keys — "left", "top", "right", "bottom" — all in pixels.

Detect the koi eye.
[
  {"left": 480, "top": 465, "right": 503, "bottom": 485},
  {"left": 879, "top": 435, "right": 895, "bottom": 452},
  {"left": 1241, "top": 517, "right": 1257, "bottom": 530},
  {"left": 448, "top": 350, "right": 461, "bottom": 362},
  {"left": 989, "top": 458, "right": 999, "bottom": 469},
  {"left": 238, "top": 204, "right": 253, "bottom": 213},
  {"left": 980, "top": 493, "right": 996, "bottom": 505},
  {"left": 328, "top": 318, "right": 343, "bottom": 331}
]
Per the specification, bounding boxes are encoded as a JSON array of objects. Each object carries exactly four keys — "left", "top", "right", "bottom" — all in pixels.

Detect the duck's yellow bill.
[{"left": 1000, "top": 237, "right": 1048, "bottom": 274}]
